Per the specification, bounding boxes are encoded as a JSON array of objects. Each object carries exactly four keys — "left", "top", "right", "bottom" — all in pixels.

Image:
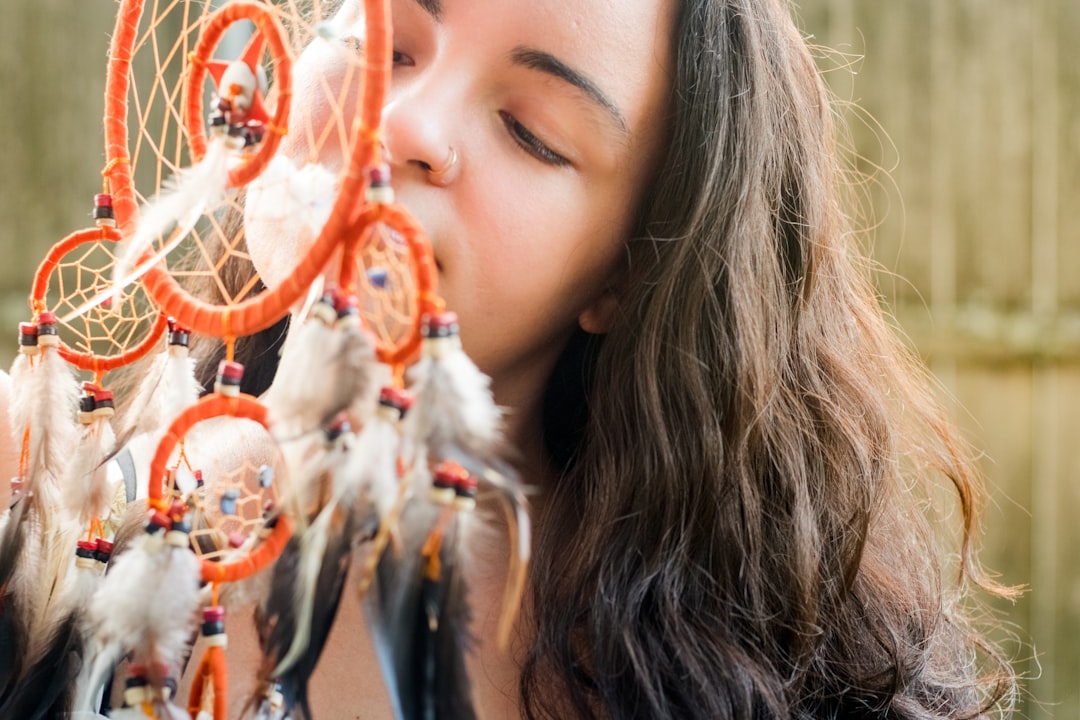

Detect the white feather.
[
  {"left": 82, "top": 529, "right": 201, "bottom": 704},
  {"left": 8, "top": 354, "right": 33, "bottom": 447},
  {"left": 112, "top": 137, "right": 232, "bottom": 298},
  {"left": 163, "top": 349, "right": 201, "bottom": 422},
  {"left": 264, "top": 309, "right": 339, "bottom": 437},
  {"left": 341, "top": 410, "right": 400, "bottom": 522},
  {"left": 127, "top": 345, "right": 202, "bottom": 439},
  {"left": 63, "top": 419, "right": 117, "bottom": 525},
  {"left": 405, "top": 340, "right": 503, "bottom": 466},
  {"left": 264, "top": 309, "right": 377, "bottom": 440},
  {"left": 23, "top": 346, "right": 80, "bottom": 485},
  {"left": 274, "top": 499, "right": 334, "bottom": 675}
]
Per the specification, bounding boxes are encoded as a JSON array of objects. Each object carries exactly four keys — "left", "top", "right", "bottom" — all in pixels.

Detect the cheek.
[{"left": 280, "top": 39, "right": 363, "bottom": 168}]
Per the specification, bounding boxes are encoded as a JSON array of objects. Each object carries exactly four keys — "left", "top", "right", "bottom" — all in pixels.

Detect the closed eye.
[{"left": 499, "top": 111, "right": 570, "bottom": 167}]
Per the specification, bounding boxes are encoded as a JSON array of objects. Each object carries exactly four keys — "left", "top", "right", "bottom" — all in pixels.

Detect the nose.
[{"left": 381, "top": 77, "right": 461, "bottom": 187}]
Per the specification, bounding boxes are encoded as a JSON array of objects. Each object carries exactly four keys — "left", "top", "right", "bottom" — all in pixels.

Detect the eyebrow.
[
  {"left": 413, "top": 0, "right": 442, "bottom": 20},
  {"left": 510, "top": 47, "right": 629, "bottom": 135},
  {"left": 404, "top": 0, "right": 628, "bottom": 136}
]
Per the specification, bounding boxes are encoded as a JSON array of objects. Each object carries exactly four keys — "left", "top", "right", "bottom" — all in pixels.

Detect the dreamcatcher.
[{"left": 0, "top": 0, "right": 529, "bottom": 718}]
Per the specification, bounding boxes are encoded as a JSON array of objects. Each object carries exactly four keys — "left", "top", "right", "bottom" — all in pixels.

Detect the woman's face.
[{"left": 250, "top": 0, "right": 674, "bottom": 405}]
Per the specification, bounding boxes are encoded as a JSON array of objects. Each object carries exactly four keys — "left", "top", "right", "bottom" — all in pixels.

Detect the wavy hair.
[{"left": 526, "top": 0, "right": 1016, "bottom": 718}]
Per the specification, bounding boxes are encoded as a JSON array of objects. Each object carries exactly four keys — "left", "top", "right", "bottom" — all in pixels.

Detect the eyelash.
[
  {"left": 386, "top": 47, "right": 570, "bottom": 168},
  {"left": 499, "top": 111, "right": 570, "bottom": 167}
]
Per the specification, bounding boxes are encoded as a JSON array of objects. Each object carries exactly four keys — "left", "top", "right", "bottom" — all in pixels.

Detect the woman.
[
  {"left": 226, "top": 0, "right": 1019, "bottom": 717},
  {"left": 0, "top": 0, "right": 1013, "bottom": 716}
]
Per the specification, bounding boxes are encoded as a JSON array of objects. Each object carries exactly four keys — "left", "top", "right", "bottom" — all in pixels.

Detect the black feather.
[
  {"left": 364, "top": 501, "right": 476, "bottom": 720},
  {"left": 0, "top": 499, "right": 31, "bottom": 698},
  {"left": 257, "top": 507, "right": 358, "bottom": 719},
  {"left": 0, "top": 608, "right": 83, "bottom": 720}
]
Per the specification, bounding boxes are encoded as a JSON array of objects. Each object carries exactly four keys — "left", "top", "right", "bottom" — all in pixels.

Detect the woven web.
[
  {"left": 355, "top": 224, "right": 418, "bottom": 352},
  {"left": 178, "top": 418, "right": 287, "bottom": 562},
  {"left": 47, "top": 240, "right": 159, "bottom": 365},
  {"left": 124, "top": 0, "right": 419, "bottom": 321}
]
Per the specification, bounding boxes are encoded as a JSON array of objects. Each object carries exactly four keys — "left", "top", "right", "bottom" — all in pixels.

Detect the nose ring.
[{"left": 428, "top": 146, "right": 458, "bottom": 183}]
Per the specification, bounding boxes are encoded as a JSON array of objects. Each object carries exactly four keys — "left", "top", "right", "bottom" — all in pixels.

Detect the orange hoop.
[
  {"left": 183, "top": 0, "right": 294, "bottom": 189},
  {"left": 29, "top": 226, "right": 167, "bottom": 374},
  {"left": 147, "top": 392, "right": 292, "bottom": 583},
  {"left": 102, "top": 0, "right": 144, "bottom": 233},
  {"left": 341, "top": 203, "right": 443, "bottom": 366}
]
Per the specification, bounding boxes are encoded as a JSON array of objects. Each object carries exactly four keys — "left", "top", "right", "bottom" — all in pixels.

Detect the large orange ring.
[
  {"left": 30, "top": 226, "right": 167, "bottom": 374},
  {"left": 147, "top": 392, "right": 292, "bottom": 584}
]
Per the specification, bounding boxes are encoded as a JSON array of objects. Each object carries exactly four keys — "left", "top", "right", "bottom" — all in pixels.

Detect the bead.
[
  {"left": 18, "top": 322, "right": 38, "bottom": 347},
  {"left": 367, "top": 267, "right": 389, "bottom": 289},
  {"left": 366, "top": 163, "right": 394, "bottom": 203},
  {"left": 220, "top": 488, "right": 240, "bottom": 515},
  {"left": 194, "top": 469, "right": 205, "bottom": 488},
  {"left": 36, "top": 311, "right": 58, "bottom": 330},
  {"left": 324, "top": 413, "right": 351, "bottom": 441},
  {"left": 378, "top": 386, "right": 413, "bottom": 420},
  {"left": 93, "top": 193, "right": 117, "bottom": 228},
  {"left": 167, "top": 317, "right": 191, "bottom": 348},
  {"left": 430, "top": 461, "right": 468, "bottom": 506},
  {"left": 147, "top": 511, "right": 172, "bottom": 533},
  {"left": 257, "top": 464, "right": 274, "bottom": 488},
  {"left": 422, "top": 311, "right": 460, "bottom": 339},
  {"left": 215, "top": 360, "right": 244, "bottom": 396},
  {"left": 75, "top": 540, "right": 98, "bottom": 561},
  {"left": 332, "top": 291, "right": 359, "bottom": 319},
  {"left": 78, "top": 394, "right": 96, "bottom": 424},
  {"left": 368, "top": 163, "right": 391, "bottom": 187},
  {"left": 95, "top": 538, "right": 114, "bottom": 562},
  {"left": 92, "top": 389, "right": 115, "bottom": 419},
  {"left": 201, "top": 605, "right": 227, "bottom": 638},
  {"left": 228, "top": 531, "right": 246, "bottom": 548}
]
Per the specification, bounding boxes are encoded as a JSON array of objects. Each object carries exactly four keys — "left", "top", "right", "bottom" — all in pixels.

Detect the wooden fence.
[
  {"left": 0, "top": 0, "right": 1076, "bottom": 716},
  {"left": 800, "top": 1, "right": 1080, "bottom": 716}
]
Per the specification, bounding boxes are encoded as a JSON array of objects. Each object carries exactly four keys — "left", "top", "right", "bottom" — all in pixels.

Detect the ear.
[{"left": 577, "top": 287, "right": 620, "bottom": 335}]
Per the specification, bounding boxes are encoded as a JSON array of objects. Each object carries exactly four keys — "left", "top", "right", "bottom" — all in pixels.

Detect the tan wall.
[{"left": 0, "top": 0, "right": 1075, "bottom": 716}]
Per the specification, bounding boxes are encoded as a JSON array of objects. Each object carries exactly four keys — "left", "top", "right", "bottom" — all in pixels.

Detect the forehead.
[{"left": 395, "top": 0, "right": 676, "bottom": 130}]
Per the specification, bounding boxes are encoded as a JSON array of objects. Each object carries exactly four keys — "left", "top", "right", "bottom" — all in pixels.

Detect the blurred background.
[{"left": 1, "top": 0, "right": 1076, "bottom": 716}]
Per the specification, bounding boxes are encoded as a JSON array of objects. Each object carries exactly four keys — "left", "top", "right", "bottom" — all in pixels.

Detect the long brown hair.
[{"left": 525, "top": 0, "right": 1016, "bottom": 717}]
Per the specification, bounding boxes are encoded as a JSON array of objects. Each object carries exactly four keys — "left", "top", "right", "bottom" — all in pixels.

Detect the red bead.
[
  {"left": 77, "top": 540, "right": 98, "bottom": 552},
  {"left": 368, "top": 163, "right": 391, "bottom": 186},
  {"left": 455, "top": 472, "right": 478, "bottom": 495},
  {"left": 423, "top": 311, "right": 459, "bottom": 338},
  {"left": 96, "top": 539, "right": 114, "bottom": 554},
  {"left": 333, "top": 292, "right": 359, "bottom": 316},
  {"left": 203, "top": 606, "right": 226, "bottom": 623},
  {"left": 433, "top": 461, "right": 469, "bottom": 487},
  {"left": 217, "top": 360, "right": 244, "bottom": 382},
  {"left": 94, "top": 193, "right": 113, "bottom": 208},
  {"left": 37, "top": 311, "right": 58, "bottom": 325},
  {"left": 148, "top": 510, "right": 172, "bottom": 531},
  {"left": 228, "top": 532, "right": 246, "bottom": 548},
  {"left": 379, "top": 386, "right": 414, "bottom": 410}
]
